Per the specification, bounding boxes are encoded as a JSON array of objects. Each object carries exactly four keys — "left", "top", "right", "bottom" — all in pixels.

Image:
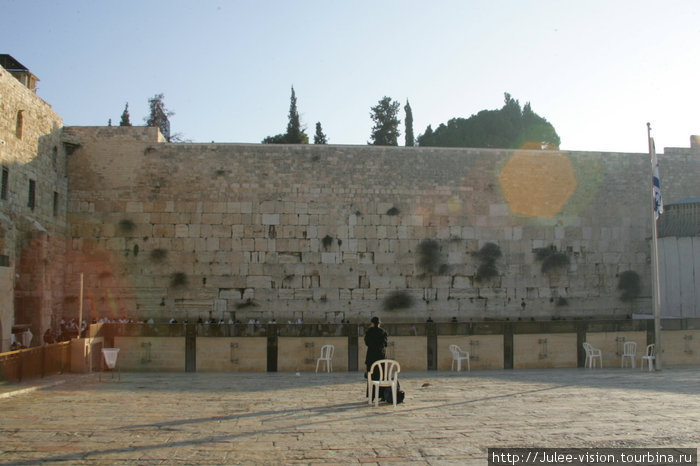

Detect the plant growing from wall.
[
  {"left": 170, "top": 272, "right": 188, "bottom": 288},
  {"left": 417, "top": 239, "right": 441, "bottom": 275},
  {"left": 386, "top": 206, "right": 400, "bottom": 216},
  {"left": 150, "top": 248, "right": 167, "bottom": 262},
  {"left": 473, "top": 242, "right": 502, "bottom": 282},
  {"left": 235, "top": 299, "right": 257, "bottom": 310},
  {"left": 322, "top": 235, "right": 334, "bottom": 250},
  {"left": 383, "top": 290, "right": 413, "bottom": 311},
  {"left": 118, "top": 219, "right": 135, "bottom": 234},
  {"left": 535, "top": 246, "right": 570, "bottom": 274},
  {"left": 618, "top": 270, "right": 641, "bottom": 302}
]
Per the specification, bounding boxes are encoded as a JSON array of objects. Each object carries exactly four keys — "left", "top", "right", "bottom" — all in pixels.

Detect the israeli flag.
[{"left": 651, "top": 138, "right": 663, "bottom": 219}]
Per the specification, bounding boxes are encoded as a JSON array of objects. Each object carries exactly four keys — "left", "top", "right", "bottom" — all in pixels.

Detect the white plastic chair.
[
  {"left": 582, "top": 342, "right": 602, "bottom": 368},
  {"left": 621, "top": 341, "right": 637, "bottom": 368},
  {"left": 367, "top": 359, "right": 401, "bottom": 407},
  {"left": 641, "top": 344, "right": 656, "bottom": 371},
  {"left": 315, "top": 344, "right": 334, "bottom": 373},
  {"left": 449, "top": 344, "right": 470, "bottom": 372},
  {"left": 100, "top": 348, "right": 120, "bottom": 380}
]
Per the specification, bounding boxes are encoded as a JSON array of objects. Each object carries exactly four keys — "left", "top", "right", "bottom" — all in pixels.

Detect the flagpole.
[
  {"left": 647, "top": 123, "right": 662, "bottom": 370},
  {"left": 77, "top": 273, "right": 84, "bottom": 341}
]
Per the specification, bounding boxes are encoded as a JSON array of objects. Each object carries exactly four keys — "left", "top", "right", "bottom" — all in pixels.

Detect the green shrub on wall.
[
  {"left": 150, "top": 248, "right": 167, "bottom": 262},
  {"left": 322, "top": 235, "right": 334, "bottom": 250},
  {"left": 118, "top": 219, "right": 135, "bottom": 234},
  {"left": 474, "top": 242, "right": 501, "bottom": 282},
  {"left": 618, "top": 270, "right": 641, "bottom": 302},
  {"left": 535, "top": 246, "right": 570, "bottom": 274},
  {"left": 383, "top": 291, "right": 413, "bottom": 311},
  {"left": 170, "top": 272, "right": 188, "bottom": 288},
  {"left": 417, "top": 239, "right": 441, "bottom": 275}
]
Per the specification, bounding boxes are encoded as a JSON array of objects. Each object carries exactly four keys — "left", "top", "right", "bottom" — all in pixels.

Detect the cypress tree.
[
  {"left": 119, "top": 103, "right": 132, "bottom": 126},
  {"left": 263, "top": 86, "right": 308, "bottom": 144},
  {"left": 404, "top": 100, "right": 414, "bottom": 146},
  {"left": 314, "top": 122, "right": 328, "bottom": 144},
  {"left": 285, "top": 87, "right": 303, "bottom": 144}
]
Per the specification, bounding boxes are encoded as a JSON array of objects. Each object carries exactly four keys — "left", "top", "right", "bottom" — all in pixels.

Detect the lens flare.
[{"left": 498, "top": 151, "right": 577, "bottom": 217}]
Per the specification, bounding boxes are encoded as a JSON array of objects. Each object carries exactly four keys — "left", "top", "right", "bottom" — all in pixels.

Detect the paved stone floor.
[{"left": 0, "top": 367, "right": 698, "bottom": 465}]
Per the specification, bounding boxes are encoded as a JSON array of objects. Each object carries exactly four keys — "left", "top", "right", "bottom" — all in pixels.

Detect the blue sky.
[{"left": 3, "top": 0, "right": 699, "bottom": 153}]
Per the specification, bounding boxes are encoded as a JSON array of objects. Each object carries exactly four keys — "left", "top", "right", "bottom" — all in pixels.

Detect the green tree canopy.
[
  {"left": 262, "top": 134, "right": 287, "bottom": 144},
  {"left": 369, "top": 96, "right": 401, "bottom": 146},
  {"left": 404, "top": 100, "right": 414, "bottom": 146},
  {"left": 314, "top": 122, "right": 328, "bottom": 144},
  {"left": 145, "top": 93, "right": 174, "bottom": 141},
  {"left": 263, "top": 86, "right": 309, "bottom": 144},
  {"left": 119, "top": 102, "right": 132, "bottom": 126},
  {"left": 417, "top": 93, "right": 560, "bottom": 149}
]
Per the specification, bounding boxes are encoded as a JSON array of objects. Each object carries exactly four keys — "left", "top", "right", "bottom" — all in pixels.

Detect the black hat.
[{"left": 371, "top": 316, "right": 380, "bottom": 325}]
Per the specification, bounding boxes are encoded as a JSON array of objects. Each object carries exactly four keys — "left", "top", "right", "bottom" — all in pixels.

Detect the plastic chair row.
[{"left": 583, "top": 342, "right": 656, "bottom": 371}]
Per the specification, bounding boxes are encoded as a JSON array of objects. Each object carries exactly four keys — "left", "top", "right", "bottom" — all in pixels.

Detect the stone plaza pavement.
[{"left": 0, "top": 367, "right": 698, "bottom": 465}]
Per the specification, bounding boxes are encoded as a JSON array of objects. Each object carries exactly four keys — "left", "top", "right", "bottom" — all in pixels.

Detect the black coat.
[{"left": 364, "top": 325, "right": 388, "bottom": 370}]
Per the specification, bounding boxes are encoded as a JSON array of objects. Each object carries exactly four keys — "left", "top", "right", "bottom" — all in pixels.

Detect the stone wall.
[
  {"left": 0, "top": 64, "right": 67, "bottom": 350},
  {"left": 63, "top": 126, "right": 700, "bottom": 324}
]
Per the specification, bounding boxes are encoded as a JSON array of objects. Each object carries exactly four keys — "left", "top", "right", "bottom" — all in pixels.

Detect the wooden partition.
[{"left": 4, "top": 319, "right": 698, "bottom": 380}]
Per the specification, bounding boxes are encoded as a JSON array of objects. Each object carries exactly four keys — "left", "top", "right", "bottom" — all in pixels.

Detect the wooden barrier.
[{"left": 0, "top": 342, "right": 71, "bottom": 382}]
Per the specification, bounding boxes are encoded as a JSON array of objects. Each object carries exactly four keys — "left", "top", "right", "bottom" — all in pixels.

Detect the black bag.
[
  {"left": 384, "top": 388, "right": 405, "bottom": 404},
  {"left": 383, "top": 383, "right": 405, "bottom": 404}
]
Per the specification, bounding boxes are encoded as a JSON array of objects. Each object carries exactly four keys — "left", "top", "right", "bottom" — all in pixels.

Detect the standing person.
[{"left": 364, "top": 316, "right": 388, "bottom": 398}]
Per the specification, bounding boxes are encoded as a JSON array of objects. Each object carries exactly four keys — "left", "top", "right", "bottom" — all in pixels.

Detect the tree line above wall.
[
  {"left": 263, "top": 88, "right": 560, "bottom": 149},
  {"left": 112, "top": 89, "right": 559, "bottom": 149}
]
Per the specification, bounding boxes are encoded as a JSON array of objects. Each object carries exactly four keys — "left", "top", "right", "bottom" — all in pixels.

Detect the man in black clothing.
[{"left": 364, "top": 316, "right": 388, "bottom": 399}]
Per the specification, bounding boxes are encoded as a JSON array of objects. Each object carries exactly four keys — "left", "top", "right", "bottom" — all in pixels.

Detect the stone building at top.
[{"left": 1, "top": 55, "right": 699, "bottom": 351}]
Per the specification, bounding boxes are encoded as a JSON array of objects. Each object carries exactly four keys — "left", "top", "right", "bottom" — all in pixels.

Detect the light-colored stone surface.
[
  {"left": 197, "top": 337, "right": 268, "bottom": 372},
  {"left": 0, "top": 367, "right": 697, "bottom": 464},
  {"left": 278, "top": 337, "right": 348, "bottom": 372},
  {"left": 114, "top": 336, "right": 186, "bottom": 371},
  {"left": 438, "top": 335, "right": 504, "bottom": 370},
  {"left": 662, "top": 330, "right": 700, "bottom": 366},
  {"left": 514, "top": 333, "right": 578, "bottom": 369}
]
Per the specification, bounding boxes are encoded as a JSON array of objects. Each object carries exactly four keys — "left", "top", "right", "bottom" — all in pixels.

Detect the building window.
[
  {"left": 28, "top": 179, "right": 35, "bottom": 210},
  {"left": 16, "top": 110, "right": 24, "bottom": 139},
  {"left": 52, "top": 146, "right": 58, "bottom": 169},
  {"left": 53, "top": 191, "right": 59, "bottom": 216},
  {"left": 1, "top": 166, "right": 8, "bottom": 200}
]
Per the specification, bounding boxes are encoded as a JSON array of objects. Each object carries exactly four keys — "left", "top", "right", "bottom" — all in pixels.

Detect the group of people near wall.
[{"left": 41, "top": 318, "right": 87, "bottom": 345}]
